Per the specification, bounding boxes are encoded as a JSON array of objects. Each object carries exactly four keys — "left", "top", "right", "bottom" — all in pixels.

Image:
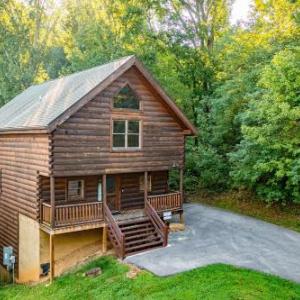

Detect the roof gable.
[{"left": 0, "top": 56, "right": 197, "bottom": 135}]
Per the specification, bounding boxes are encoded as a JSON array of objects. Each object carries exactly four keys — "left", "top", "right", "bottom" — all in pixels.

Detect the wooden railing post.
[
  {"left": 179, "top": 168, "right": 184, "bottom": 205},
  {"left": 103, "top": 202, "right": 125, "bottom": 259},
  {"left": 145, "top": 200, "right": 168, "bottom": 247},
  {"left": 50, "top": 176, "right": 55, "bottom": 228}
]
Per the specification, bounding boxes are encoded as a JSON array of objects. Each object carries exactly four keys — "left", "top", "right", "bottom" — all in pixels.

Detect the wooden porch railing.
[
  {"left": 147, "top": 191, "right": 182, "bottom": 212},
  {"left": 41, "top": 201, "right": 103, "bottom": 227},
  {"left": 103, "top": 202, "right": 125, "bottom": 259},
  {"left": 145, "top": 200, "right": 168, "bottom": 247}
]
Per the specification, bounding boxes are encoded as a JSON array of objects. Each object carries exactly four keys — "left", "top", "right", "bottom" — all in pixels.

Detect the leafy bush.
[{"left": 229, "top": 48, "right": 300, "bottom": 203}]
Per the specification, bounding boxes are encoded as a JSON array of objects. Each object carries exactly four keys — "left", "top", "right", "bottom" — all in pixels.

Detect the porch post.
[
  {"left": 144, "top": 171, "right": 148, "bottom": 205},
  {"left": 102, "top": 226, "right": 107, "bottom": 253},
  {"left": 179, "top": 168, "right": 184, "bottom": 224},
  {"left": 49, "top": 233, "right": 54, "bottom": 283},
  {"left": 179, "top": 168, "right": 184, "bottom": 200},
  {"left": 102, "top": 174, "right": 108, "bottom": 253},
  {"left": 102, "top": 174, "right": 107, "bottom": 205},
  {"left": 50, "top": 176, "right": 55, "bottom": 228}
]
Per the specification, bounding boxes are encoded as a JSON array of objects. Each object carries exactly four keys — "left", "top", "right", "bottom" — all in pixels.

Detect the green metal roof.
[{"left": 0, "top": 56, "right": 133, "bottom": 131}]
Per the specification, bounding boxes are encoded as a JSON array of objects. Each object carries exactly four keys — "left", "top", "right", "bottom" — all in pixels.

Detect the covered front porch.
[{"left": 39, "top": 169, "right": 184, "bottom": 230}]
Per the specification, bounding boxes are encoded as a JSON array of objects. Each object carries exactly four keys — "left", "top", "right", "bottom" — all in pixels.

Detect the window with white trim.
[{"left": 112, "top": 120, "right": 140, "bottom": 149}]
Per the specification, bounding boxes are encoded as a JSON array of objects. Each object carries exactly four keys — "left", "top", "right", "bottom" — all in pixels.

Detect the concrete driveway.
[{"left": 125, "top": 203, "right": 300, "bottom": 283}]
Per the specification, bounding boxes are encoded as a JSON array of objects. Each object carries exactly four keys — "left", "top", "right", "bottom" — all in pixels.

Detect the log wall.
[
  {"left": 0, "top": 134, "right": 50, "bottom": 272},
  {"left": 120, "top": 171, "right": 168, "bottom": 210},
  {"left": 40, "top": 171, "right": 168, "bottom": 211},
  {"left": 41, "top": 176, "right": 99, "bottom": 203},
  {"left": 52, "top": 66, "right": 185, "bottom": 176}
]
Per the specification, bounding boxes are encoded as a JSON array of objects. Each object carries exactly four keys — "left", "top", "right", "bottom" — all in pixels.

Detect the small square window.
[{"left": 68, "top": 180, "right": 84, "bottom": 201}]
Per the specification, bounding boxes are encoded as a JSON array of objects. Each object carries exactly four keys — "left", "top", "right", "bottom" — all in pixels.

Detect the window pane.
[
  {"left": 128, "top": 121, "right": 139, "bottom": 133},
  {"left": 113, "top": 120, "right": 125, "bottom": 133},
  {"left": 113, "top": 85, "right": 139, "bottom": 109},
  {"left": 113, "top": 134, "right": 125, "bottom": 147},
  {"left": 68, "top": 180, "right": 83, "bottom": 200},
  {"left": 128, "top": 134, "right": 139, "bottom": 147}
]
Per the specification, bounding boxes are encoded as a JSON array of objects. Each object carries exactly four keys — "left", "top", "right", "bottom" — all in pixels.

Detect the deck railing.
[
  {"left": 103, "top": 202, "right": 125, "bottom": 258},
  {"left": 147, "top": 191, "right": 182, "bottom": 212},
  {"left": 145, "top": 200, "right": 168, "bottom": 247},
  {"left": 41, "top": 201, "right": 103, "bottom": 227}
]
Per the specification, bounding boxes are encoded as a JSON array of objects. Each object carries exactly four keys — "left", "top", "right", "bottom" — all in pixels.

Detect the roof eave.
[
  {"left": 132, "top": 58, "right": 198, "bottom": 136},
  {"left": 0, "top": 127, "right": 49, "bottom": 135}
]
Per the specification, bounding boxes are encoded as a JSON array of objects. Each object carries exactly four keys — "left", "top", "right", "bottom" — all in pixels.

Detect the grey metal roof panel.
[{"left": 0, "top": 56, "right": 133, "bottom": 130}]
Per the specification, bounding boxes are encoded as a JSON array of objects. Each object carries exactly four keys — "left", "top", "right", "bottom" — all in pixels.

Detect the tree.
[
  {"left": 0, "top": 0, "right": 64, "bottom": 105},
  {"left": 229, "top": 47, "right": 300, "bottom": 203}
]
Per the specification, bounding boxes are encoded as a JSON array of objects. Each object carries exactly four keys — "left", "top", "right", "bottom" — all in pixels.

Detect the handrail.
[
  {"left": 147, "top": 191, "right": 181, "bottom": 199},
  {"left": 145, "top": 200, "right": 168, "bottom": 247},
  {"left": 147, "top": 191, "right": 182, "bottom": 212},
  {"left": 55, "top": 201, "right": 100, "bottom": 208},
  {"left": 103, "top": 202, "right": 125, "bottom": 259},
  {"left": 41, "top": 201, "right": 103, "bottom": 227}
]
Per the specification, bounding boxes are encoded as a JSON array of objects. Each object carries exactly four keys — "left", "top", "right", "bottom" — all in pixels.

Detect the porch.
[{"left": 39, "top": 170, "right": 184, "bottom": 230}]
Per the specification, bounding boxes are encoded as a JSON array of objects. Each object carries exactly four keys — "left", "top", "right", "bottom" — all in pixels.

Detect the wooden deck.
[
  {"left": 147, "top": 192, "right": 183, "bottom": 212},
  {"left": 40, "top": 191, "right": 182, "bottom": 229},
  {"left": 41, "top": 201, "right": 103, "bottom": 228}
]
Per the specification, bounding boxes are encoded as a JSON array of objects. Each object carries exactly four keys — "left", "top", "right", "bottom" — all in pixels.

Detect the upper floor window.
[
  {"left": 112, "top": 120, "right": 140, "bottom": 149},
  {"left": 67, "top": 179, "right": 84, "bottom": 201},
  {"left": 113, "top": 85, "right": 140, "bottom": 110}
]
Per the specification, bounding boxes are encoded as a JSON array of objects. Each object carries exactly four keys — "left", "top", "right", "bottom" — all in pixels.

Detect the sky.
[{"left": 231, "top": 0, "right": 252, "bottom": 25}]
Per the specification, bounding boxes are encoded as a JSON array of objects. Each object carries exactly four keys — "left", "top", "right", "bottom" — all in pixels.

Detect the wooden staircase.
[
  {"left": 118, "top": 217, "right": 164, "bottom": 256},
  {"left": 104, "top": 202, "right": 168, "bottom": 259}
]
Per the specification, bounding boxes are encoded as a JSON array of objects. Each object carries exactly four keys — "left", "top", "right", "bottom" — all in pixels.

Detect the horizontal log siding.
[
  {"left": 52, "top": 67, "right": 185, "bottom": 176},
  {"left": 0, "top": 134, "right": 50, "bottom": 270},
  {"left": 120, "top": 171, "right": 168, "bottom": 210},
  {"left": 41, "top": 175, "right": 99, "bottom": 203}
]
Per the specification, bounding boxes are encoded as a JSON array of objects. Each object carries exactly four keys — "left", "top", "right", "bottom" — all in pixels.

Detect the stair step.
[
  {"left": 124, "top": 227, "right": 156, "bottom": 237},
  {"left": 118, "top": 217, "right": 149, "bottom": 227},
  {"left": 125, "top": 231, "right": 158, "bottom": 241},
  {"left": 126, "top": 240, "right": 163, "bottom": 253},
  {"left": 121, "top": 223, "right": 153, "bottom": 232},
  {"left": 125, "top": 236, "right": 162, "bottom": 247}
]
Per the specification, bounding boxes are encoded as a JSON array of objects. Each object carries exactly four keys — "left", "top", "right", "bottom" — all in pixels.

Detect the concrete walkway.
[{"left": 125, "top": 203, "right": 300, "bottom": 283}]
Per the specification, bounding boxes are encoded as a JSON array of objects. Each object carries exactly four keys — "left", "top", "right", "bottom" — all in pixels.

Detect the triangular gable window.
[{"left": 113, "top": 85, "right": 140, "bottom": 110}]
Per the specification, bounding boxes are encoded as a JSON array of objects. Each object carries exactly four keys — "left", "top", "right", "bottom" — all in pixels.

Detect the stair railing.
[
  {"left": 145, "top": 200, "right": 168, "bottom": 247},
  {"left": 103, "top": 202, "right": 125, "bottom": 259}
]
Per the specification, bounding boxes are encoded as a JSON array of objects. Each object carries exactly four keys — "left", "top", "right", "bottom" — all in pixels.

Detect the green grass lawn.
[{"left": 1, "top": 256, "right": 299, "bottom": 300}]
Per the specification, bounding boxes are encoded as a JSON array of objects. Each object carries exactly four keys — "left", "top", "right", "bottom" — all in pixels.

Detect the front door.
[{"left": 106, "top": 175, "right": 121, "bottom": 212}]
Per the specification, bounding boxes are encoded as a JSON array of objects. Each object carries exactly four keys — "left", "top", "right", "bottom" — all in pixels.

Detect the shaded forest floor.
[
  {"left": 1, "top": 256, "right": 300, "bottom": 300},
  {"left": 188, "top": 190, "right": 300, "bottom": 233}
]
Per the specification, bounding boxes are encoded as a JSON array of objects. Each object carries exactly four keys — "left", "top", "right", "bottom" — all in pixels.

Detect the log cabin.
[{"left": 0, "top": 55, "right": 196, "bottom": 283}]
